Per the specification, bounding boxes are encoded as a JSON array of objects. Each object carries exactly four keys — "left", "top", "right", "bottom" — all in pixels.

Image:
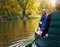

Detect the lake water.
[{"left": 0, "top": 18, "right": 40, "bottom": 47}]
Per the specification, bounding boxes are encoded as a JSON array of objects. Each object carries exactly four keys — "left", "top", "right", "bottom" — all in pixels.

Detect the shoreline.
[{"left": 8, "top": 35, "right": 37, "bottom": 47}]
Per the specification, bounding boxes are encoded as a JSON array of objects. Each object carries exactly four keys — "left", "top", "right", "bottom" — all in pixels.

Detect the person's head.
[
  {"left": 42, "top": 9, "right": 47, "bottom": 16},
  {"left": 56, "top": 0, "right": 60, "bottom": 10}
]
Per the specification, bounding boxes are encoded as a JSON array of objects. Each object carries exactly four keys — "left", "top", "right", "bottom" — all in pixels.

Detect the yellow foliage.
[
  {"left": 26, "top": 0, "right": 40, "bottom": 16},
  {"left": 0, "top": 0, "right": 55, "bottom": 16}
]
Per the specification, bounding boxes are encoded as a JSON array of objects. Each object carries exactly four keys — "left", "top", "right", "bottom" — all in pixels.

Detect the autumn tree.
[
  {"left": 38, "top": 0, "right": 55, "bottom": 14},
  {"left": 17, "top": 0, "right": 35, "bottom": 16},
  {"left": 0, "top": 0, "right": 55, "bottom": 19},
  {"left": 0, "top": 0, "right": 22, "bottom": 20}
]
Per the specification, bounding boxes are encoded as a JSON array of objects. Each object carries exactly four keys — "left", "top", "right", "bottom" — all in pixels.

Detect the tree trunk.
[
  {"left": 23, "top": 7, "right": 26, "bottom": 17},
  {"left": 23, "top": 10, "right": 26, "bottom": 16}
]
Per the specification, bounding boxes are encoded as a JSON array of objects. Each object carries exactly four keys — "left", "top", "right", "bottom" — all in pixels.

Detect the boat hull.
[{"left": 34, "top": 32, "right": 60, "bottom": 47}]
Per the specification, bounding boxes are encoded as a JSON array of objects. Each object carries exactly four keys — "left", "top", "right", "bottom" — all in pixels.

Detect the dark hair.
[{"left": 42, "top": 12, "right": 46, "bottom": 16}]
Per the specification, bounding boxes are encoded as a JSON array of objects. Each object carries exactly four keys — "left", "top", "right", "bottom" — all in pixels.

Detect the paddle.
[{"left": 25, "top": 35, "right": 40, "bottom": 47}]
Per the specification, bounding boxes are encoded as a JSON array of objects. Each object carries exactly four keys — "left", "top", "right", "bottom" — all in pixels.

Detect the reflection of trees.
[
  {"left": 22, "top": 19, "right": 33, "bottom": 40},
  {"left": 22, "top": 18, "right": 32, "bottom": 32},
  {"left": 23, "top": 19, "right": 26, "bottom": 32}
]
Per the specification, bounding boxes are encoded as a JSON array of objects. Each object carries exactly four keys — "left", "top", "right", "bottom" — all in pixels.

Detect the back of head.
[{"left": 42, "top": 9, "right": 47, "bottom": 15}]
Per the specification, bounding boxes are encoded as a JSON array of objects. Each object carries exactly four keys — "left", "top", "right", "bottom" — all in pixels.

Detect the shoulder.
[{"left": 47, "top": 14, "right": 51, "bottom": 18}]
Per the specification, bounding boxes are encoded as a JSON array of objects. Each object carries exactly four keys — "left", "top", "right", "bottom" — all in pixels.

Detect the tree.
[
  {"left": 17, "top": 0, "right": 35, "bottom": 16},
  {"left": 0, "top": 0, "right": 55, "bottom": 19},
  {"left": 38, "top": 0, "right": 55, "bottom": 14},
  {"left": 0, "top": 0, "right": 22, "bottom": 19}
]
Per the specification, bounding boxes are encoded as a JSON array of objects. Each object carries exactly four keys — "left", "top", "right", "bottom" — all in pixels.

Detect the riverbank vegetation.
[{"left": 0, "top": 0, "right": 55, "bottom": 21}]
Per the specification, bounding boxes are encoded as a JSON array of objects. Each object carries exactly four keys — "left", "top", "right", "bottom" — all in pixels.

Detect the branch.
[
  {"left": 25, "top": 0, "right": 29, "bottom": 8},
  {"left": 17, "top": 0, "right": 24, "bottom": 9},
  {"left": 3, "top": 0, "right": 10, "bottom": 16}
]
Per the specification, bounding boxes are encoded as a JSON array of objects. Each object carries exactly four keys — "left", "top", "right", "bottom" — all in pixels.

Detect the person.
[
  {"left": 39, "top": 9, "right": 48, "bottom": 31},
  {"left": 35, "top": 9, "right": 48, "bottom": 36},
  {"left": 35, "top": 0, "right": 60, "bottom": 47},
  {"left": 35, "top": 9, "right": 48, "bottom": 47}
]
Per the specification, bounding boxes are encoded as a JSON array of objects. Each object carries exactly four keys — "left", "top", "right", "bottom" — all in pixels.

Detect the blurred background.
[{"left": 0, "top": 0, "right": 56, "bottom": 47}]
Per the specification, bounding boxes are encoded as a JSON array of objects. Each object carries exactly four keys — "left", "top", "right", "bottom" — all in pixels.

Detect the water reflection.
[{"left": 0, "top": 18, "right": 39, "bottom": 47}]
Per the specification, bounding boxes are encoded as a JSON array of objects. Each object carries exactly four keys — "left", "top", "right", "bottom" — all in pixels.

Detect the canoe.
[{"left": 34, "top": 29, "right": 60, "bottom": 47}]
